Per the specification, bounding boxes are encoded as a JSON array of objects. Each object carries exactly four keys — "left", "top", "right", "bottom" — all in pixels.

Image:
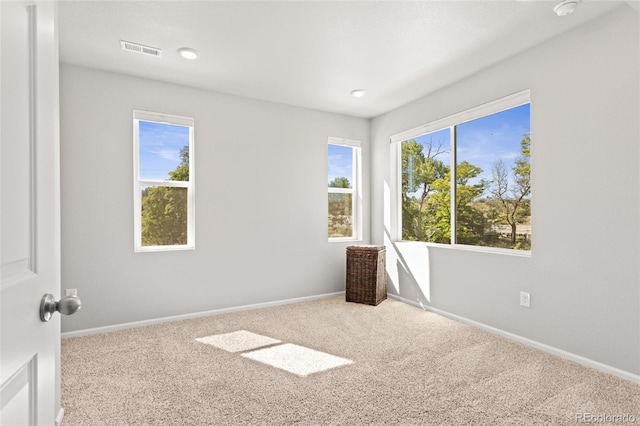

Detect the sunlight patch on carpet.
[
  {"left": 241, "top": 343, "right": 354, "bottom": 377},
  {"left": 196, "top": 330, "right": 281, "bottom": 353}
]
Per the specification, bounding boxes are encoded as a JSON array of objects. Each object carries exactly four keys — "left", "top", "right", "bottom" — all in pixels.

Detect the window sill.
[
  {"left": 329, "top": 238, "right": 363, "bottom": 243},
  {"left": 135, "top": 245, "right": 195, "bottom": 253},
  {"left": 396, "top": 240, "right": 531, "bottom": 258}
]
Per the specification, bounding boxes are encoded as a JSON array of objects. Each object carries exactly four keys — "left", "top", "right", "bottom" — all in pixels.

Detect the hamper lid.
[{"left": 346, "top": 245, "right": 386, "bottom": 252}]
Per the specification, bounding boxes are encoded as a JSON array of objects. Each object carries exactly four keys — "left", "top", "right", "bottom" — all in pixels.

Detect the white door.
[{"left": 1, "top": 1, "right": 63, "bottom": 425}]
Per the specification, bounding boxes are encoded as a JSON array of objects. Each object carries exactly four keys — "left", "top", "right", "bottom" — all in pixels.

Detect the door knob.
[{"left": 40, "top": 293, "right": 82, "bottom": 322}]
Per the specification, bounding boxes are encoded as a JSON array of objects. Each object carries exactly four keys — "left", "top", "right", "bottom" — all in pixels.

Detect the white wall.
[
  {"left": 60, "top": 64, "right": 369, "bottom": 332},
  {"left": 371, "top": 6, "right": 640, "bottom": 376}
]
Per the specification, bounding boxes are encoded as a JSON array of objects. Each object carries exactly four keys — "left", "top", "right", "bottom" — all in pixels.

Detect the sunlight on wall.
[
  {"left": 384, "top": 232, "right": 400, "bottom": 293},
  {"left": 384, "top": 180, "right": 391, "bottom": 234},
  {"left": 384, "top": 179, "right": 431, "bottom": 304},
  {"left": 396, "top": 242, "right": 431, "bottom": 305},
  {"left": 384, "top": 181, "right": 400, "bottom": 292}
]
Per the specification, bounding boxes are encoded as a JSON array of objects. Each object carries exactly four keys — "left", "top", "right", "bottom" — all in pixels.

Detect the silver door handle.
[{"left": 40, "top": 293, "right": 82, "bottom": 322}]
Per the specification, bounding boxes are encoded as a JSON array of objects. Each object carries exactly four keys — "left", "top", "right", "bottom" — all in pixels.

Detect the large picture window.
[
  {"left": 133, "top": 111, "right": 195, "bottom": 252},
  {"left": 394, "top": 91, "right": 531, "bottom": 252},
  {"left": 328, "top": 138, "right": 361, "bottom": 240}
]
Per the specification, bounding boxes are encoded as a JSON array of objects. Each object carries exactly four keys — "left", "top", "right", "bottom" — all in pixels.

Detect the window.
[
  {"left": 394, "top": 90, "right": 531, "bottom": 252},
  {"left": 133, "top": 111, "right": 195, "bottom": 251},
  {"left": 328, "top": 138, "right": 361, "bottom": 240}
]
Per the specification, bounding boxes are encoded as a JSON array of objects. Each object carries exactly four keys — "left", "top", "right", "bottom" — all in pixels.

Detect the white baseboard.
[
  {"left": 387, "top": 293, "right": 640, "bottom": 385},
  {"left": 61, "top": 292, "right": 344, "bottom": 339}
]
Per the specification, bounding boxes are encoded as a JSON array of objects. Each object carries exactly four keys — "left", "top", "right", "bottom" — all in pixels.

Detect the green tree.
[
  {"left": 424, "top": 173, "right": 451, "bottom": 243},
  {"left": 168, "top": 146, "right": 189, "bottom": 181},
  {"left": 454, "top": 161, "right": 486, "bottom": 245},
  {"left": 401, "top": 139, "right": 448, "bottom": 240},
  {"left": 424, "top": 161, "right": 486, "bottom": 245},
  {"left": 141, "top": 146, "right": 189, "bottom": 246},
  {"left": 329, "top": 177, "right": 350, "bottom": 188},
  {"left": 401, "top": 138, "right": 487, "bottom": 244},
  {"left": 489, "top": 134, "right": 531, "bottom": 246}
]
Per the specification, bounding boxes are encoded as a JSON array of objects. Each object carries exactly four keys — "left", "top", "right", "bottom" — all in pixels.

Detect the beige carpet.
[{"left": 61, "top": 296, "right": 640, "bottom": 425}]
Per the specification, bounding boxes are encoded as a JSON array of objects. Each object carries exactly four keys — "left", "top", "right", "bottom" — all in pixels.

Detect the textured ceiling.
[{"left": 58, "top": 1, "right": 630, "bottom": 118}]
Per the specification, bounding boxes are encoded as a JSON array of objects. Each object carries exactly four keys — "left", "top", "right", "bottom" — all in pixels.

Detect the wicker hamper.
[{"left": 345, "top": 245, "right": 387, "bottom": 306}]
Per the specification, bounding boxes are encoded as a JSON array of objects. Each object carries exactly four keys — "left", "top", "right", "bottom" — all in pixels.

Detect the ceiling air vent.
[{"left": 120, "top": 40, "right": 162, "bottom": 57}]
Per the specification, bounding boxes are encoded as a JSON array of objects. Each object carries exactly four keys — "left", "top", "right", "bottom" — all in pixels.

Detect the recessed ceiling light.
[
  {"left": 553, "top": 0, "right": 579, "bottom": 16},
  {"left": 351, "top": 89, "right": 366, "bottom": 98},
  {"left": 178, "top": 47, "right": 198, "bottom": 60}
]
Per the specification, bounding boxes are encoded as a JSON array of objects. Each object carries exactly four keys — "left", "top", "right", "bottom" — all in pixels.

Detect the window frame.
[
  {"left": 391, "top": 90, "right": 531, "bottom": 255},
  {"left": 328, "top": 137, "right": 362, "bottom": 242},
  {"left": 133, "top": 110, "right": 195, "bottom": 252}
]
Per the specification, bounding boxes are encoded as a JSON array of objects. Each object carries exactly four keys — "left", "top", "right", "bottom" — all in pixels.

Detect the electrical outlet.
[
  {"left": 65, "top": 288, "right": 77, "bottom": 297},
  {"left": 520, "top": 291, "right": 530, "bottom": 308}
]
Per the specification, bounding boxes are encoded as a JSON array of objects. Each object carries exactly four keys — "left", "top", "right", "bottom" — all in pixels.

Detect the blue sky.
[
  {"left": 139, "top": 121, "right": 190, "bottom": 181},
  {"left": 457, "top": 103, "right": 530, "bottom": 180},
  {"left": 328, "top": 144, "right": 353, "bottom": 186},
  {"left": 414, "top": 128, "right": 451, "bottom": 162},
  {"left": 412, "top": 103, "right": 530, "bottom": 192}
]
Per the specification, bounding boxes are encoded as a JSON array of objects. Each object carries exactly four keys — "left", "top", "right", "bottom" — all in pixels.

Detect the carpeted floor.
[{"left": 61, "top": 296, "right": 640, "bottom": 425}]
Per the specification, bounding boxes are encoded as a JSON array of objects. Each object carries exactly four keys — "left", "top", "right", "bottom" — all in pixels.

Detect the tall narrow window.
[
  {"left": 396, "top": 90, "right": 531, "bottom": 252},
  {"left": 133, "top": 111, "right": 195, "bottom": 252},
  {"left": 328, "top": 138, "right": 361, "bottom": 240}
]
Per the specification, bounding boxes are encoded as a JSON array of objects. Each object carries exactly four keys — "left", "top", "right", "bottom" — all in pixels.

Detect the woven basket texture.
[{"left": 345, "top": 245, "right": 387, "bottom": 306}]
